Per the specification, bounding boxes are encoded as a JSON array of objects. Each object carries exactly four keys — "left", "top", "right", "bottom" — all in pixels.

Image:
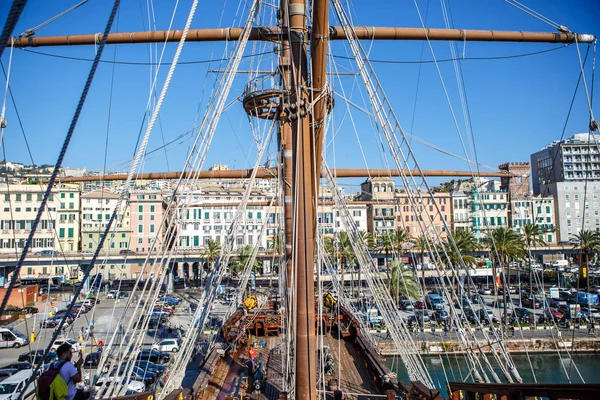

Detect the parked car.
[
  {"left": 134, "top": 360, "right": 166, "bottom": 376},
  {"left": 136, "top": 349, "right": 171, "bottom": 364},
  {"left": 545, "top": 308, "right": 564, "bottom": 320},
  {"left": 84, "top": 352, "right": 102, "bottom": 368},
  {"left": 510, "top": 307, "right": 533, "bottom": 324},
  {"left": 18, "top": 350, "right": 57, "bottom": 364},
  {"left": 432, "top": 310, "right": 449, "bottom": 323},
  {"left": 413, "top": 301, "right": 426, "bottom": 310},
  {"left": 399, "top": 299, "right": 414, "bottom": 311},
  {"left": 522, "top": 296, "right": 542, "bottom": 309},
  {"left": 152, "top": 339, "right": 179, "bottom": 353},
  {"left": 579, "top": 305, "right": 600, "bottom": 320},
  {"left": 50, "top": 338, "right": 81, "bottom": 353},
  {"left": 478, "top": 286, "right": 492, "bottom": 295},
  {"left": 0, "top": 369, "right": 19, "bottom": 382},
  {"left": 119, "top": 249, "right": 135, "bottom": 255},
  {"left": 115, "top": 365, "right": 156, "bottom": 386},
  {"left": 158, "top": 296, "right": 180, "bottom": 306},
  {"left": 475, "top": 308, "right": 498, "bottom": 325},
  {"left": 0, "top": 363, "right": 31, "bottom": 372},
  {"left": 20, "top": 307, "right": 38, "bottom": 315},
  {"left": 106, "top": 291, "right": 117, "bottom": 299},
  {"left": 40, "top": 318, "right": 70, "bottom": 329},
  {"left": 0, "top": 369, "right": 36, "bottom": 399}
]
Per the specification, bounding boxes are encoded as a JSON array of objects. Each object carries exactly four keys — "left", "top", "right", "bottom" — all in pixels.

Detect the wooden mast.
[{"left": 287, "top": 0, "right": 317, "bottom": 397}]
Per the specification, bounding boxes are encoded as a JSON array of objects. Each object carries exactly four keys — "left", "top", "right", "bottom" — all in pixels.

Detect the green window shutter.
[
  {"left": 150, "top": 205, "right": 155, "bottom": 212},
  {"left": 139, "top": 205, "right": 143, "bottom": 212},
  {"left": 59, "top": 228, "right": 65, "bottom": 238},
  {"left": 68, "top": 228, "right": 74, "bottom": 238}
]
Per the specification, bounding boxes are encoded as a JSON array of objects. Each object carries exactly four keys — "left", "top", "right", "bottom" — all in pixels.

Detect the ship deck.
[
  {"left": 322, "top": 335, "right": 384, "bottom": 399},
  {"left": 193, "top": 334, "right": 384, "bottom": 399}
]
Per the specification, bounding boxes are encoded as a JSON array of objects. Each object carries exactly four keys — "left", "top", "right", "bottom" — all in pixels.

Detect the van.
[
  {"left": 0, "top": 369, "right": 35, "bottom": 400},
  {"left": 0, "top": 328, "right": 28, "bottom": 349},
  {"left": 426, "top": 293, "right": 444, "bottom": 310}
]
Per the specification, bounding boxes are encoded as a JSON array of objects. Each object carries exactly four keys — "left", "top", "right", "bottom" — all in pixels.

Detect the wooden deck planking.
[{"left": 324, "top": 335, "right": 384, "bottom": 400}]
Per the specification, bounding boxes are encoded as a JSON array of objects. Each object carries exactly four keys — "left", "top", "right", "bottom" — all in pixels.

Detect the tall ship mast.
[{"left": 0, "top": 1, "right": 599, "bottom": 399}]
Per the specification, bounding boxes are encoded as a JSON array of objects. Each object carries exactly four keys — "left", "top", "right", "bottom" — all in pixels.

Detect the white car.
[
  {"left": 0, "top": 369, "right": 35, "bottom": 400},
  {"left": 95, "top": 377, "right": 145, "bottom": 394},
  {"left": 152, "top": 339, "right": 179, "bottom": 353},
  {"left": 106, "top": 291, "right": 117, "bottom": 299},
  {"left": 51, "top": 338, "right": 82, "bottom": 352}
]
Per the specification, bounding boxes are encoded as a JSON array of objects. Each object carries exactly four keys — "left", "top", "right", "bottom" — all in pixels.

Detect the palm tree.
[
  {"left": 378, "top": 232, "right": 394, "bottom": 270},
  {"left": 573, "top": 229, "right": 600, "bottom": 292},
  {"left": 202, "top": 239, "right": 221, "bottom": 271},
  {"left": 440, "top": 229, "right": 481, "bottom": 301},
  {"left": 440, "top": 230, "right": 480, "bottom": 268},
  {"left": 485, "top": 227, "right": 525, "bottom": 326},
  {"left": 523, "top": 223, "right": 546, "bottom": 294},
  {"left": 386, "top": 260, "right": 420, "bottom": 303},
  {"left": 390, "top": 228, "right": 409, "bottom": 257},
  {"left": 355, "top": 230, "right": 375, "bottom": 298},
  {"left": 231, "top": 245, "right": 262, "bottom": 277}
]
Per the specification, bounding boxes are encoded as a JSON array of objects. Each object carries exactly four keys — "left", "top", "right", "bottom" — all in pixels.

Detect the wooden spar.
[
  {"left": 9, "top": 27, "right": 595, "bottom": 47},
  {"left": 54, "top": 168, "right": 515, "bottom": 183}
]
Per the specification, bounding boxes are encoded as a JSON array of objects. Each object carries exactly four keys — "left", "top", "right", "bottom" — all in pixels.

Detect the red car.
[
  {"left": 546, "top": 308, "right": 564, "bottom": 320},
  {"left": 414, "top": 301, "right": 426, "bottom": 310}
]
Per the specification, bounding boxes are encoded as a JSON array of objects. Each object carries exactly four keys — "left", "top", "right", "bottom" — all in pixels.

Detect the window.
[
  {"left": 3, "top": 194, "right": 8, "bottom": 201},
  {"left": 138, "top": 225, "right": 143, "bottom": 233},
  {"left": 150, "top": 225, "right": 155, "bottom": 233},
  {"left": 139, "top": 215, "right": 143, "bottom": 221},
  {"left": 70, "top": 193, "right": 74, "bottom": 198},
  {"left": 150, "top": 205, "right": 155, "bottom": 212},
  {"left": 61, "top": 193, "right": 65, "bottom": 199},
  {"left": 150, "top": 215, "right": 154, "bottom": 220},
  {"left": 59, "top": 228, "right": 65, "bottom": 238},
  {"left": 138, "top": 205, "right": 143, "bottom": 212},
  {"left": 205, "top": 212, "right": 209, "bottom": 219},
  {"left": 68, "top": 228, "right": 74, "bottom": 238},
  {"left": 138, "top": 238, "right": 143, "bottom": 243}
]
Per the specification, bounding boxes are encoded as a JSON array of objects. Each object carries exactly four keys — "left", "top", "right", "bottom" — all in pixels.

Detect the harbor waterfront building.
[
  {"left": 80, "top": 189, "right": 131, "bottom": 254},
  {"left": 129, "top": 191, "right": 167, "bottom": 253},
  {"left": 531, "top": 133, "right": 600, "bottom": 242},
  {"left": 500, "top": 162, "right": 557, "bottom": 245},
  {"left": 450, "top": 179, "right": 509, "bottom": 240}
]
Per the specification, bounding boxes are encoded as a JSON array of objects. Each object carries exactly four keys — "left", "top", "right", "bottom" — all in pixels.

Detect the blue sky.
[{"left": 0, "top": 0, "right": 598, "bottom": 191}]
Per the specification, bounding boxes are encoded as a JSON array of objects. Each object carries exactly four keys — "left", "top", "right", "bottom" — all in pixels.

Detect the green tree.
[
  {"left": 573, "top": 229, "right": 600, "bottom": 292},
  {"left": 440, "top": 230, "right": 480, "bottom": 268},
  {"left": 386, "top": 260, "right": 420, "bottom": 302},
  {"left": 231, "top": 245, "right": 262, "bottom": 276},
  {"left": 202, "top": 239, "right": 221, "bottom": 270},
  {"left": 523, "top": 223, "right": 547, "bottom": 293},
  {"left": 485, "top": 227, "right": 525, "bottom": 325}
]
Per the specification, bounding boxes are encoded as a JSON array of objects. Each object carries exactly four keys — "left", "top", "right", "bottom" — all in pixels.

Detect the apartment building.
[
  {"left": 129, "top": 191, "right": 167, "bottom": 253},
  {"left": 80, "top": 189, "right": 131, "bottom": 254},
  {"left": 531, "top": 133, "right": 600, "bottom": 242},
  {"left": 0, "top": 184, "right": 79, "bottom": 254},
  {"left": 175, "top": 183, "right": 272, "bottom": 251},
  {"left": 395, "top": 191, "right": 451, "bottom": 239}
]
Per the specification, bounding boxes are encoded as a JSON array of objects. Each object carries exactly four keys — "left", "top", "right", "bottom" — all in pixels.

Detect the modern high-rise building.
[{"left": 531, "top": 133, "right": 600, "bottom": 242}]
